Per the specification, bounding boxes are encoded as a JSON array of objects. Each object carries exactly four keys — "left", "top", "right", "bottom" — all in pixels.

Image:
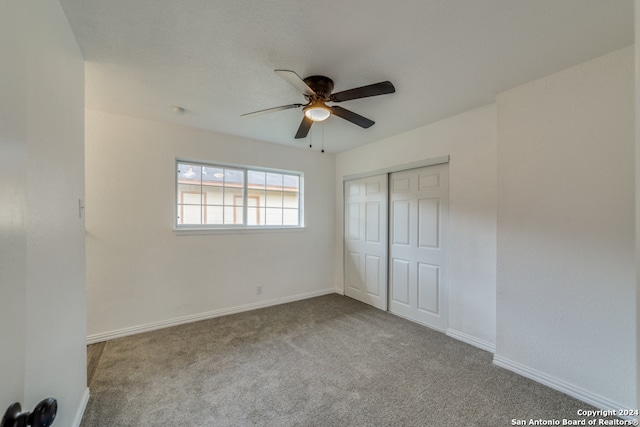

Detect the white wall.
[
  {"left": 0, "top": 1, "right": 87, "bottom": 426},
  {"left": 85, "top": 110, "right": 336, "bottom": 339},
  {"left": 0, "top": 0, "right": 28, "bottom": 409},
  {"left": 335, "top": 104, "right": 498, "bottom": 351},
  {"left": 495, "top": 46, "right": 635, "bottom": 409}
]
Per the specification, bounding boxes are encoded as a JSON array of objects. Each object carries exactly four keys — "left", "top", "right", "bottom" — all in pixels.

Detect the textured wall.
[
  {"left": 335, "top": 104, "right": 498, "bottom": 350},
  {"left": 496, "top": 46, "right": 635, "bottom": 408},
  {"left": 85, "top": 110, "right": 336, "bottom": 338}
]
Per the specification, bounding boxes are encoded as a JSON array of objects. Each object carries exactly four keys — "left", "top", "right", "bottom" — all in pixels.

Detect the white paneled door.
[
  {"left": 344, "top": 174, "right": 388, "bottom": 310},
  {"left": 389, "top": 164, "right": 449, "bottom": 331}
]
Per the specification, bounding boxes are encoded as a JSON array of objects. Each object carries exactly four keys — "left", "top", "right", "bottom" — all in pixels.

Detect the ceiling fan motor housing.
[{"left": 303, "top": 76, "right": 334, "bottom": 100}]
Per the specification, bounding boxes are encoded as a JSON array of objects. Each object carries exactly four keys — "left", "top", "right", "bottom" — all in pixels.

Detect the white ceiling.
[{"left": 59, "top": 0, "right": 633, "bottom": 153}]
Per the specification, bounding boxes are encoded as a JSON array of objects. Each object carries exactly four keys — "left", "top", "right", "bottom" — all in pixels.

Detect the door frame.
[{"left": 342, "top": 156, "right": 449, "bottom": 182}]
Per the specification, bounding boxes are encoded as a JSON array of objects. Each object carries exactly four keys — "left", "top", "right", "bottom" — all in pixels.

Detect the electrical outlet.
[{"left": 256, "top": 285, "right": 263, "bottom": 295}]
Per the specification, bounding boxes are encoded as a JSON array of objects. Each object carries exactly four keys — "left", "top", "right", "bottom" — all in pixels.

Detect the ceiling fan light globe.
[{"left": 304, "top": 106, "right": 331, "bottom": 122}]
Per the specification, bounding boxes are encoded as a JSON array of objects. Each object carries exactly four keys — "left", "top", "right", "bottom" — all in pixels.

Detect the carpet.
[{"left": 81, "top": 294, "right": 604, "bottom": 426}]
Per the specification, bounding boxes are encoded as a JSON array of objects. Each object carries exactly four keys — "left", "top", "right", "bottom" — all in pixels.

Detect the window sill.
[{"left": 173, "top": 226, "right": 305, "bottom": 236}]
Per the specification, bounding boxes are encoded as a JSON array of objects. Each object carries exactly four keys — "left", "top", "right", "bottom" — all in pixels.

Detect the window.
[{"left": 176, "top": 161, "right": 302, "bottom": 228}]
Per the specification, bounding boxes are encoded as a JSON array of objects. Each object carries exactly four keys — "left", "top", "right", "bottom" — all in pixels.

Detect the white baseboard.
[
  {"left": 446, "top": 328, "right": 496, "bottom": 353},
  {"left": 493, "top": 355, "right": 635, "bottom": 420},
  {"left": 87, "top": 288, "right": 336, "bottom": 344},
  {"left": 72, "top": 387, "right": 90, "bottom": 427}
]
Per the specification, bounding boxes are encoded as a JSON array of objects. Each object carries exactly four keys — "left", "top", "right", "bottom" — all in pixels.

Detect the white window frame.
[{"left": 174, "top": 159, "right": 304, "bottom": 233}]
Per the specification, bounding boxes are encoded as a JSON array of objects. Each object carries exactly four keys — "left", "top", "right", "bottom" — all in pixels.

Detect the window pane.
[
  {"left": 224, "top": 206, "right": 242, "bottom": 224},
  {"left": 247, "top": 188, "right": 265, "bottom": 207},
  {"left": 177, "top": 163, "right": 202, "bottom": 184},
  {"left": 283, "top": 208, "right": 299, "bottom": 226},
  {"left": 283, "top": 191, "right": 298, "bottom": 208},
  {"left": 178, "top": 184, "right": 201, "bottom": 203},
  {"left": 283, "top": 174, "right": 299, "bottom": 190},
  {"left": 203, "top": 186, "right": 223, "bottom": 206},
  {"left": 266, "top": 191, "right": 283, "bottom": 208},
  {"left": 224, "top": 168, "right": 244, "bottom": 185},
  {"left": 266, "top": 173, "right": 283, "bottom": 190},
  {"left": 248, "top": 170, "right": 265, "bottom": 189},
  {"left": 178, "top": 204, "right": 201, "bottom": 224},
  {"left": 202, "top": 166, "right": 224, "bottom": 185},
  {"left": 247, "top": 207, "right": 264, "bottom": 225},
  {"left": 203, "top": 205, "right": 222, "bottom": 224},
  {"left": 180, "top": 191, "right": 201, "bottom": 206},
  {"left": 265, "top": 208, "right": 282, "bottom": 225},
  {"left": 224, "top": 187, "right": 244, "bottom": 206},
  {"left": 247, "top": 194, "right": 261, "bottom": 207}
]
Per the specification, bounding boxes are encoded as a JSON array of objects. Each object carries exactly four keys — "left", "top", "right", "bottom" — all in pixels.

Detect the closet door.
[
  {"left": 344, "top": 174, "right": 388, "bottom": 310},
  {"left": 389, "top": 164, "right": 449, "bottom": 331}
]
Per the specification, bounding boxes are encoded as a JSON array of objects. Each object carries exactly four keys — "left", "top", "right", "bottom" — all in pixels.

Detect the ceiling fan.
[{"left": 241, "top": 70, "right": 396, "bottom": 139}]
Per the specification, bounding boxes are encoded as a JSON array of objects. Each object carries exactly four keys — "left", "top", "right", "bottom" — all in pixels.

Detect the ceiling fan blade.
[
  {"left": 241, "top": 103, "right": 303, "bottom": 118},
  {"left": 275, "top": 70, "right": 316, "bottom": 97},
  {"left": 295, "top": 116, "right": 313, "bottom": 139},
  {"left": 330, "top": 106, "right": 375, "bottom": 128},
  {"left": 330, "top": 81, "right": 395, "bottom": 102}
]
